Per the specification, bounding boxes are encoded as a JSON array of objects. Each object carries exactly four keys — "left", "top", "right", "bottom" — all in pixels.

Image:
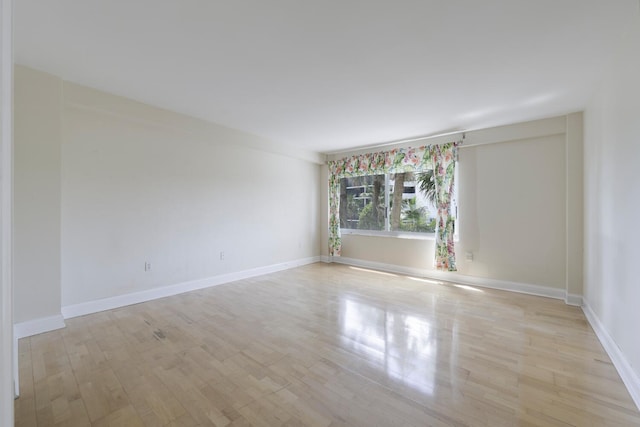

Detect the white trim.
[
  {"left": 62, "top": 256, "right": 320, "bottom": 319},
  {"left": 564, "top": 293, "right": 583, "bottom": 306},
  {"left": 340, "top": 228, "right": 436, "bottom": 241},
  {"left": 62, "top": 82, "right": 325, "bottom": 166},
  {"left": 13, "top": 314, "right": 66, "bottom": 339},
  {"left": 325, "top": 116, "right": 568, "bottom": 159},
  {"left": 0, "top": 0, "right": 14, "bottom": 417},
  {"left": 330, "top": 257, "right": 566, "bottom": 300},
  {"left": 582, "top": 302, "right": 640, "bottom": 410},
  {"left": 319, "top": 255, "right": 331, "bottom": 263},
  {"left": 326, "top": 132, "right": 463, "bottom": 158},
  {"left": 12, "top": 333, "right": 17, "bottom": 396},
  {"left": 332, "top": 256, "right": 429, "bottom": 278},
  {"left": 460, "top": 116, "right": 567, "bottom": 148}
]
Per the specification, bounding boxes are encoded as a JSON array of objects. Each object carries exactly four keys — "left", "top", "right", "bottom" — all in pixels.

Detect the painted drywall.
[
  {"left": 1, "top": 0, "right": 15, "bottom": 418},
  {"left": 584, "top": 13, "right": 640, "bottom": 390},
  {"left": 342, "top": 234, "right": 435, "bottom": 269},
  {"left": 13, "top": 65, "right": 62, "bottom": 323},
  {"left": 338, "top": 125, "right": 568, "bottom": 289},
  {"left": 319, "top": 164, "right": 329, "bottom": 258},
  {"left": 456, "top": 134, "right": 566, "bottom": 288},
  {"left": 565, "top": 112, "right": 583, "bottom": 300},
  {"left": 12, "top": 66, "right": 322, "bottom": 318},
  {"left": 61, "top": 82, "right": 322, "bottom": 306}
]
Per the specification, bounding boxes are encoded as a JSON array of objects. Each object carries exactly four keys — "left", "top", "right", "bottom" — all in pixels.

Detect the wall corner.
[{"left": 565, "top": 112, "right": 584, "bottom": 301}]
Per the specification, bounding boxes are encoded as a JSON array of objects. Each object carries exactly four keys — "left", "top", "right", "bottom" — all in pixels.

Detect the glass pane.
[
  {"left": 389, "top": 172, "right": 436, "bottom": 233},
  {"left": 339, "top": 175, "right": 386, "bottom": 231}
]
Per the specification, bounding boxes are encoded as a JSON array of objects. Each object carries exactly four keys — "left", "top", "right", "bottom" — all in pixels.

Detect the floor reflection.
[{"left": 340, "top": 297, "right": 437, "bottom": 396}]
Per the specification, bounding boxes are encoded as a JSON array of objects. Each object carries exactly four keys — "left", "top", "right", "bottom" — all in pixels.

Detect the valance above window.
[{"left": 328, "top": 146, "right": 433, "bottom": 179}]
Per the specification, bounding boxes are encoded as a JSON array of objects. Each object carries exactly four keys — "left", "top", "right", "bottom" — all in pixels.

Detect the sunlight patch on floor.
[
  {"left": 349, "top": 266, "right": 398, "bottom": 277},
  {"left": 453, "top": 284, "right": 484, "bottom": 293}
]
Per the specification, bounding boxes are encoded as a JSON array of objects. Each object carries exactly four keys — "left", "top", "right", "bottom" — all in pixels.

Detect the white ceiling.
[{"left": 15, "top": 0, "right": 639, "bottom": 154}]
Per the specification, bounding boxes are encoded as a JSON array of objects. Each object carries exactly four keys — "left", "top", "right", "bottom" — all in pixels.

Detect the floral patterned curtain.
[
  {"left": 327, "top": 146, "right": 433, "bottom": 257},
  {"left": 328, "top": 171, "right": 342, "bottom": 256},
  {"left": 430, "top": 142, "right": 459, "bottom": 271},
  {"left": 327, "top": 142, "right": 460, "bottom": 268}
]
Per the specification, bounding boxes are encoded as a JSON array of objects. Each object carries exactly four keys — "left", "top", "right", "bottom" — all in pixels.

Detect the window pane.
[
  {"left": 339, "top": 175, "right": 386, "bottom": 231},
  {"left": 389, "top": 172, "right": 436, "bottom": 233}
]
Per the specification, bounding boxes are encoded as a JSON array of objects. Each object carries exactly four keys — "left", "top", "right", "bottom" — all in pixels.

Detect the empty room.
[{"left": 2, "top": 0, "right": 640, "bottom": 426}]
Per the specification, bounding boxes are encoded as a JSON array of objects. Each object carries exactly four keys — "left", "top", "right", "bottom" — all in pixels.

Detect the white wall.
[
  {"left": 60, "top": 83, "right": 322, "bottom": 307},
  {"left": 565, "top": 113, "right": 583, "bottom": 301},
  {"left": 1, "top": 0, "right": 15, "bottom": 420},
  {"left": 342, "top": 234, "right": 434, "bottom": 269},
  {"left": 583, "top": 12, "right": 640, "bottom": 402},
  {"left": 13, "top": 67, "right": 322, "bottom": 320},
  {"left": 320, "top": 165, "right": 329, "bottom": 258},
  {"left": 337, "top": 117, "right": 572, "bottom": 291},
  {"left": 14, "top": 66, "right": 62, "bottom": 323},
  {"left": 456, "top": 134, "right": 566, "bottom": 288}
]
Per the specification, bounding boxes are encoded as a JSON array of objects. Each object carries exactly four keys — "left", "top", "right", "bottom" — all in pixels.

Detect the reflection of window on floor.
[
  {"left": 339, "top": 170, "right": 457, "bottom": 236},
  {"left": 340, "top": 297, "right": 436, "bottom": 396}
]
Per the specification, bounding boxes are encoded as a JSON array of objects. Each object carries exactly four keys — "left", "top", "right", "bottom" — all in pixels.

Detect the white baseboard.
[
  {"left": 582, "top": 302, "right": 640, "bottom": 410},
  {"left": 62, "top": 256, "right": 321, "bottom": 319},
  {"left": 333, "top": 256, "right": 428, "bottom": 278},
  {"left": 331, "top": 256, "right": 566, "bottom": 300},
  {"left": 319, "top": 255, "right": 331, "bottom": 263},
  {"left": 14, "top": 332, "right": 19, "bottom": 397},
  {"left": 13, "top": 314, "right": 66, "bottom": 339},
  {"left": 565, "top": 293, "right": 583, "bottom": 306}
]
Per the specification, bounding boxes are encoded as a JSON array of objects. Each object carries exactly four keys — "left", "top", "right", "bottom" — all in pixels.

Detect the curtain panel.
[
  {"left": 429, "top": 142, "right": 459, "bottom": 271},
  {"left": 327, "top": 142, "right": 460, "bottom": 271}
]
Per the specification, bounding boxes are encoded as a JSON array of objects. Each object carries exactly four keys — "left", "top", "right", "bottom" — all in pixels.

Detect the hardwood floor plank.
[{"left": 14, "top": 263, "right": 640, "bottom": 426}]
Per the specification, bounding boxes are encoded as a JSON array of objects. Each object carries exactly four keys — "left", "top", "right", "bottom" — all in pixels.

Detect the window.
[
  {"left": 328, "top": 142, "right": 460, "bottom": 265},
  {"left": 339, "top": 169, "right": 458, "bottom": 237}
]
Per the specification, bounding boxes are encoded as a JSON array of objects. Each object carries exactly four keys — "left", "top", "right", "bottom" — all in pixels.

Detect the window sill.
[
  {"left": 340, "top": 229, "right": 436, "bottom": 241},
  {"left": 340, "top": 229, "right": 460, "bottom": 242}
]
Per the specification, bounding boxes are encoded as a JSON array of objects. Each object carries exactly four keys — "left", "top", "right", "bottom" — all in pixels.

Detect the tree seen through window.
[{"left": 339, "top": 172, "right": 438, "bottom": 233}]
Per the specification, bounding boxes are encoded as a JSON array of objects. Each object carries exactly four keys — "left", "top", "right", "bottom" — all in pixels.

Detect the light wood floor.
[{"left": 15, "top": 263, "right": 640, "bottom": 426}]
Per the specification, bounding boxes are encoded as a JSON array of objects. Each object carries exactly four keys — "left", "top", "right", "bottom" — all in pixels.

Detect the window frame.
[{"left": 338, "top": 164, "right": 459, "bottom": 241}]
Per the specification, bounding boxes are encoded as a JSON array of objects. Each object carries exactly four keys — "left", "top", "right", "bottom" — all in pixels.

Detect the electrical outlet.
[
  {"left": 219, "top": 251, "right": 225, "bottom": 261},
  {"left": 465, "top": 251, "right": 473, "bottom": 262},
  {"left": 144, "top": 261, "right": 152, "bottom": 271}
]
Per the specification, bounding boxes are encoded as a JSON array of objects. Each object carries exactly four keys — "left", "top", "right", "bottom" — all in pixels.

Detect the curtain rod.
[{"left": 325, "top": 130, "right": 465, "bottom": 156}]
